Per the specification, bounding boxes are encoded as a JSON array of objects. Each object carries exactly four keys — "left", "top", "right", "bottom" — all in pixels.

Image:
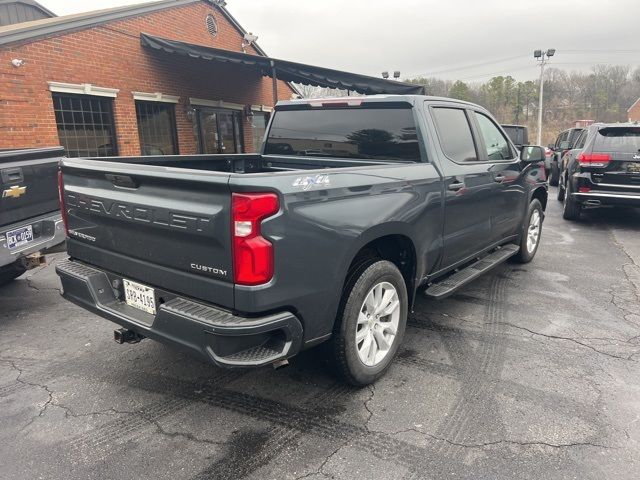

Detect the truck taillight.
[
  {"left": 577, "top": 153, "right": 611, "bottom": 167},
  {"left": 57, "top": 168, "right": 69, "bottom": 236},
  {"left": 232, "top": 192, "right": 279, "bottom": 286}
]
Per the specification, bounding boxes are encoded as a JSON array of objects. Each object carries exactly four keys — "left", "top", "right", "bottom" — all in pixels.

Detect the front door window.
[{"left": 196, "top": 108, "right": 243, "bottom": 154}]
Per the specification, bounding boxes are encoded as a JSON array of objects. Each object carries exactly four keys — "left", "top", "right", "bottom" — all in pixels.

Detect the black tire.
[
  {"left": 556, "top": 181, "right": 565, "bottom": 202},
  {"left": 549, "top": 161, "right": 559, "bottom": 186},
  {"left": 329, "top": 259, "right": 408, "bottom": 386},
  {"left": 0, "top": 261, "right": 27, "bottom": 286},
  {"left": 512, "top": 199, "right": 543, "bottom": 264},
  {"left": 562, "top": 183, "right": 581, "bottom": 220}
]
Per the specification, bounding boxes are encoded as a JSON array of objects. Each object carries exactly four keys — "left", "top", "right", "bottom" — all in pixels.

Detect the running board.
[{"left": 424, "top": 245, "right": 519, "bottom": 300}]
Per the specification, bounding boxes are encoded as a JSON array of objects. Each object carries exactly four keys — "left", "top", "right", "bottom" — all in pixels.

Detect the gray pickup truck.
[
  {"left": 1, "top": 147, "right": 66, "bottom": 285},
  {"left": 56, "top": 96, "right": 547, "bottom": 385}
]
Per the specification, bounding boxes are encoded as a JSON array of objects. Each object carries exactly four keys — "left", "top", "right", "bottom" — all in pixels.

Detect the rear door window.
[
  {"left": 431, "top": 107, "right": 477, "bottom": 162},
  {"left": 265, "top": 106, "right": 421, "bottom": 161},
  {"left": 474, "top": 112, "right": 514, "bottom": 161},
  {"left": 594, "top": 127, "right": 640, "bottom": 153}
]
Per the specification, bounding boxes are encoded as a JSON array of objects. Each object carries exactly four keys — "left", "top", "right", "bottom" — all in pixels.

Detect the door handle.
[
  {"left": 494, "top": 175, "right": 505, "bottom": 183},
  {"left": 448, "top": 180, "right": 465, "bottom": 191}
]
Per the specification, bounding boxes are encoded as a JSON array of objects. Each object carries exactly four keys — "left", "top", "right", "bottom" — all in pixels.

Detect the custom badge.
[{"left": 2, "top": 185, "right": 27, "bottom": 199}]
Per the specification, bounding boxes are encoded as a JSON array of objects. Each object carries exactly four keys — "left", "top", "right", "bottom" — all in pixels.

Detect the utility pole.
[{"left": 534, "top": 49, "right": 555, "bottom": 145}]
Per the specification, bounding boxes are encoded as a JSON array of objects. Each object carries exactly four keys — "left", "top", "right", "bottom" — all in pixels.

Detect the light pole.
[{"left": 534, "top": 49, "right": 555, "bottom": 145}]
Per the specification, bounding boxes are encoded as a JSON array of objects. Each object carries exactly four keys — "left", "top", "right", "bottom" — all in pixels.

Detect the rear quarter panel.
[{"left": 231, "top": 162, "right": 444, "bottom": 343}]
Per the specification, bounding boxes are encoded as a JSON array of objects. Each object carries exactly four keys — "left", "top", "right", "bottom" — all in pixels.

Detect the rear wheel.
[
  {"left": 0, "top": 261, "right": 27, "bottom": 286},
  {"left": 330, "top": 259, "right": 408, "bottom": 386},
  {"left": 549, "top": 161, "right": 560, "bottom": 186},
  {"left": 562, "top": 183, "right": 581, "bottom": 220},
  {"left": 513, "top": 199, "right": 543, "bottom": 263}
]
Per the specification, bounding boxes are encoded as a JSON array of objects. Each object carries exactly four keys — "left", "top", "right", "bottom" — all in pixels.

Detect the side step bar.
[{"left": 424, "top": 244, "right": 519, "bottom": 300}]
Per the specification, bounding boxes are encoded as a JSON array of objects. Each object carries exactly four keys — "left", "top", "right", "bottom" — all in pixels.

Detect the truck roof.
[{"left": 276, "top": 94, "right": 483, "bottom": 110}]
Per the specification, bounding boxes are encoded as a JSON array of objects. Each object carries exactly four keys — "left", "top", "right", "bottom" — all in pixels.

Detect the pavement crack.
[
  {"left": 294, "top": 443, "right": 343, "bottom": 480},
  {"left": 390, "top": 428, "right": 611, "bottom": 450},
  {"left": 139, "top": 412, "right": 224, "bottom": 447},
  {"left": 496, "top": 322, "right": 638, "bottom": 361},
  {"left": 363, "top": 384, "right": 375, "bottom": 432},
  {"left": 1, "top": 359, "right": 55, "bottom": 431}
]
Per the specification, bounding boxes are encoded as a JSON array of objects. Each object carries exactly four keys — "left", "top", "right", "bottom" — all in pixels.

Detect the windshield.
[
  {"left": 264, "top": 107, "right": 420, "bottom": 162},
  {"left": 594, "top": 127, "right": 640, "bottom": 153},
  {"left": 502, "top": 126, "right": 526, "bottom": 145}
]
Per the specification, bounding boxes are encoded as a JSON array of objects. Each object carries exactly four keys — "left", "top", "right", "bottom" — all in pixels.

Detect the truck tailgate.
[
  {"left": 60, "top": 159, "right": 235, "bottom": 308},
  {"left": 0, "top": 147, "right": 63, "bottom": 228}
]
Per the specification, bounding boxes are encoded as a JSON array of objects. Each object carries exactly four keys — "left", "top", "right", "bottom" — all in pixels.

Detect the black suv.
[
  {"left": 558, "top": 123, "right": 640, "bottom": 220},
  {"left": 548, "top": 128, "right": 584, "bottom": 186}
]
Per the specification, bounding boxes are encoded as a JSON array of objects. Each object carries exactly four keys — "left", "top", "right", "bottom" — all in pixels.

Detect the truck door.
[
  {"left": 430, "top": 106, "right": 496, "bottom": 268},
  {"left": 470, "top": 111, "right": 526, "bottom": 243}
]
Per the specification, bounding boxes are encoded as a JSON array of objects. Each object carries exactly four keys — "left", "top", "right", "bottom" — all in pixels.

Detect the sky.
[{"left": 40, "top": 0, "right": 640, "bottom": 83}]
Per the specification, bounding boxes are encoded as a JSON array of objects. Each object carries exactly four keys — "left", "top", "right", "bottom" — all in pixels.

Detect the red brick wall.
[
  {"left": 629, "top": 101, "right": 640, "bottom": 122},
  {"left": 0, "top": 1, "right": 295, "bottom": 154}
]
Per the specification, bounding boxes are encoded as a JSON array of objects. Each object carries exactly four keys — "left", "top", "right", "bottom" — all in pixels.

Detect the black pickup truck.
[
  {"left": 56, "top": 96, "right": 547, "bottom": 385},
  {"left": 1, "top": 147, "right": 66, "bottom": 285}
]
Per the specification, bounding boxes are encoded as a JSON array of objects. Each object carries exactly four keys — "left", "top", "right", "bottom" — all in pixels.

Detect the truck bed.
[{"left": 86, "top": 153, "right": 406, "bottom": 173}]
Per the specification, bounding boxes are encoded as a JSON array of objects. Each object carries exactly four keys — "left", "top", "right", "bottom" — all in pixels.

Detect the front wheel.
[
  {"left": 549, "top": 162, "right": 560, "bottom": 186},
  {"left": 330, "top": 260, "right": 408, "bottom": 386},
  {"left": 556, "top": 181, "right": 565, "bottom": 201},
  {"left": 513, "top": 199, "right": 543, "bottom": 263},
  {"left": 0, "top": 261, "right": 27, "bottom": 286}
]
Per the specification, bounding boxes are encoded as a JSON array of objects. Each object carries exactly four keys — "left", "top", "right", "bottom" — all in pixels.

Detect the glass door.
[{"left": 196, "top": 107, "right": 244, "bottom": 154}]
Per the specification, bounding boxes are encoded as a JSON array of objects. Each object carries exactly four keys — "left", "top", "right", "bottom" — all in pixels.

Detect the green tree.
[{"left": 449, "top": 80, "right": 471, "bottom": 101}]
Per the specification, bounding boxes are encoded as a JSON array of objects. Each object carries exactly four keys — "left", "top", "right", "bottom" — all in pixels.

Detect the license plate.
[
  {"left": 123, "top": 279, "right": 156, "bottom": 315},
  {"left": 627, "top": 163, "right": 640, "bottom": 173},
  {"left": 6, "top": 225, "right": 33, "bottom": 250}
]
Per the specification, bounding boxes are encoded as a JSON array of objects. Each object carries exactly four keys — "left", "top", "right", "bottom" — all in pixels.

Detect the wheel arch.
[{"left": 339, "top": 225, "right": 419, "bottom": 309}]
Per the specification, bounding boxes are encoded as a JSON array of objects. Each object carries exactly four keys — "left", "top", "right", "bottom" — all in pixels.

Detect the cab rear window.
[
  {"left": 594, "top": 127, "right": 640, "bottom": 152},
  {"left": 265, "top": 107, "right": 420, "bottom": 162}
]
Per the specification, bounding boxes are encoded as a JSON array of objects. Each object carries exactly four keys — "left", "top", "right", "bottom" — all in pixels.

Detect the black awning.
[{"left": 140, "top": 33, "right": 425, "bottom": 96}]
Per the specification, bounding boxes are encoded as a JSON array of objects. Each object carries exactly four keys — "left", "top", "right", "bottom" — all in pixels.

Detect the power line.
[{"left": 409, "top": 54, "right": 527, "bottom": 78}]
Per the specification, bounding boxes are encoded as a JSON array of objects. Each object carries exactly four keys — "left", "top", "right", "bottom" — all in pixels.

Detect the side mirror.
[
  {"left": 559, "top": 141, "right": 571, "bottom": 150},
  {"left": 547, "top": 143, "right": 555, "bottom": 150},
  {"left": 521, "top": 145, "right": 545, "bottom": 163}
]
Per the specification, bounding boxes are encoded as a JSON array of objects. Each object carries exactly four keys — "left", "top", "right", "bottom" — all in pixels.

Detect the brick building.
[
  {"left": 628, "top": 97, "right": 640, "bottom": 123},
  {"left": 0, "top": 0, "right": 423, "bottom": 158},
  {"left": 0, "top": 0, "right": 299, "bottom": 156}
]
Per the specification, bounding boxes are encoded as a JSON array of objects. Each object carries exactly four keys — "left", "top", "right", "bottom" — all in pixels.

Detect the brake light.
[
  {"left": 232, "top": 192, "right": 279, "bottom": 285},
  {"left": 578, "top": 187, "right": 591, "bottom": 193},
  {"left": 57, "top": 168, "right": 69, "bottom": 236},
  {"left": 577, "top": 153, "right": 611, "bottom": 167}
]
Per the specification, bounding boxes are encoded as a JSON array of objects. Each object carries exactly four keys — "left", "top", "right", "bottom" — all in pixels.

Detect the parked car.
[
  {"left": 548, "top": 127, "right": 584, "bottom": 186},
  {"left": 502, "top": 124, "right": 529, "bottom": 149},
  {"left": 1, "top": 147, "right": 66, "bottom": 285},
  {"left": 556, "top": 129, "right": 589, "bottom": 201},
  {"left": 558, "top": 123, "right": 640, "bottom": 220},
  {"left": 55, "top": 95, "right": 548, "bottom": 385}
]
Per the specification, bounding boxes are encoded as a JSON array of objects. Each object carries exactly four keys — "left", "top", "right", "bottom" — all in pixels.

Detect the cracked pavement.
[{"left": 1, "top": 194, "right": 639, "bottom": 480}]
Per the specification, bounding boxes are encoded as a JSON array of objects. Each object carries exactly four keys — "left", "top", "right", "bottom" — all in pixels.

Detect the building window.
[
  {"left": 251, "top": 112, "right": 269, "bottom": 152},
  {"left": 52, "top": 93, "right": 117, "bottom": 157},
  {"left": 135, "top": 101, "right": 179, "bottom": 155}
]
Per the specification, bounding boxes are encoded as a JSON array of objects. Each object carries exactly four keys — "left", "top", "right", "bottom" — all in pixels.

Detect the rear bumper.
[
  {"left": 571, "top": 192, "right": 640, "bottom": 207},
  {"left": 55, "top": 260, "right": 304, "bottom": 368},
  {"left": 0, "top": 211, "right": 65, "bottom": 268}
]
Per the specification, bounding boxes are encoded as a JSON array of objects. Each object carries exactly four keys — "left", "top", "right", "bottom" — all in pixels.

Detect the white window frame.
[
  {"left": 189, "top": 97, "right": 245, "bottom": 111},
  {"left": 133, "top": 92, "right": 180, "bottom": 104},
  {"left": 48, "top": 81, "right": 119, "bottom": 98}
]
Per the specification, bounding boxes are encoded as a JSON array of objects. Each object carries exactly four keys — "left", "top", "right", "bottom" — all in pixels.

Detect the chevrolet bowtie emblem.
[{"left": 2, "top": 185, "right": 27, "bottom": 199}]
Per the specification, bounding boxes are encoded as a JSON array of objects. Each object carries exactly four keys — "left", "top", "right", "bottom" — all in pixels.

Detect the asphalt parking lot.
[{"left": 1, "top": 191, "right": 639, "bottom": 480}]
